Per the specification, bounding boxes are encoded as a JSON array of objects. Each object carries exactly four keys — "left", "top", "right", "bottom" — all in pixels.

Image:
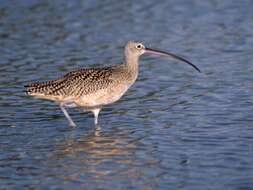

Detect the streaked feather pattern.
[{"left": 25, "top": 67, "right": 114, "bottom": 97}]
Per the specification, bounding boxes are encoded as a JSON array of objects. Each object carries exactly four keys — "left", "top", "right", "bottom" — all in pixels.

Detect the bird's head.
[
  {"left": 124, "top": 40, "right": 201, "bottom": 73},
  {"left": 125, "top": 41, "right": 146, "bottom": 57}
]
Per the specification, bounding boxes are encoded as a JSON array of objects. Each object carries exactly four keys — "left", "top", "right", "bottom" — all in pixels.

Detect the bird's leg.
[
  {"left": 91, "top": 108, "right": 101, "bottom": 125},
  {"left": 60, "top": 103, "right": 76, "bottom": 127}
]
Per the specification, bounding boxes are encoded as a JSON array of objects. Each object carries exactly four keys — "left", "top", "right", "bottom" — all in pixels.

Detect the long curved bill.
[{"left": 144, "top": 48, "right": 201, "bottom": 73}]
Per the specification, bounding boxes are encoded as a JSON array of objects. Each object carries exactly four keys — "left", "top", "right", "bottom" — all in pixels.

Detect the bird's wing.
[{"left": 25, "top": 67, "right": 114, "bottom": 97}]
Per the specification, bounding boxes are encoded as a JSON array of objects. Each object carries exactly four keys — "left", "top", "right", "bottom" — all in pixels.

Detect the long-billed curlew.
[{"left": 25, "top": 41, "right": 200, "bottom": 127}]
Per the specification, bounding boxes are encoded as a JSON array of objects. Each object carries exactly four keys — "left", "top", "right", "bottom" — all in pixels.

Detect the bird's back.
[
  {"left": 25, "top": 67, "right": 114, "bottom": 99},
  {"left": 25, "top": 63, "right": 137, "bottom": 104}
]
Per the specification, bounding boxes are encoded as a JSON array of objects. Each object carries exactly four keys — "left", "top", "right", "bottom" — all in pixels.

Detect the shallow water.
[{"left": 1, "top": 0, "right": 253, "bottom": 189}]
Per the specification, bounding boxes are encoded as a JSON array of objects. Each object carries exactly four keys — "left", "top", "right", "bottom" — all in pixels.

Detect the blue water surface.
[{"left": 0, "top": 0, "right": 253, "bottom": 189}]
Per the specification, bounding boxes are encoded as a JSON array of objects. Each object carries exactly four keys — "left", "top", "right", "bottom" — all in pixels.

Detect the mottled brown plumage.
[
  {"left": 25, "top": 67, "right": 114, "bottom": 97},
  {"left": 25, "top": 40, "right": 200, "bottom": 127}
]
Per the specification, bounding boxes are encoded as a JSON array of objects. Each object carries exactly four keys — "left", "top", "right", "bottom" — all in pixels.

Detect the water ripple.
[{"left": 0, "top": 0, "right": 253, "bottom": 189}]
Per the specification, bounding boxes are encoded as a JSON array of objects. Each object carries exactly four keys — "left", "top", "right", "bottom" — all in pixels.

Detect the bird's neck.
[
  {"left": 124, "top": 54, "right": 139, "bottom": 73},
  {"left": 122, "top": 54, "right": 139, "bottom": 83}
]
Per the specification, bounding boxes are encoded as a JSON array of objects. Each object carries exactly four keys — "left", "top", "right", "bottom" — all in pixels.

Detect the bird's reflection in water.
[
  {"left": 46, "top": 124, "right": 151, "bottom": 182},
  {"left": 41, "top": 121, "right": 187, "bottom": 189}
]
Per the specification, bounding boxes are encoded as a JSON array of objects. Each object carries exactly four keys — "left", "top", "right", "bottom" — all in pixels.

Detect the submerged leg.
[
  {"left": 60, "top": 103, "right": 76, "bottom": 127},
  {"left": 91, "top": 108, "right": 101, "bottom": 125}
]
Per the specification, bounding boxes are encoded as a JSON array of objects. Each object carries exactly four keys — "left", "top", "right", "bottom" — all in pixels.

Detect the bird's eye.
[{"left": 136, "top": 44, "right": 143, "bottom": 49}]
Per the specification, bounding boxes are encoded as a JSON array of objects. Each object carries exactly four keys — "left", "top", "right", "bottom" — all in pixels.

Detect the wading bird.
[{"left": 25, "top": 41, "right": 200, "bottom": 127}]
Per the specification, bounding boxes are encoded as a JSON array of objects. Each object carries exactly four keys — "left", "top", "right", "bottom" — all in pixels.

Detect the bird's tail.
[{"left": 24, "top": 80, "right": 58, "bottom": 96}]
